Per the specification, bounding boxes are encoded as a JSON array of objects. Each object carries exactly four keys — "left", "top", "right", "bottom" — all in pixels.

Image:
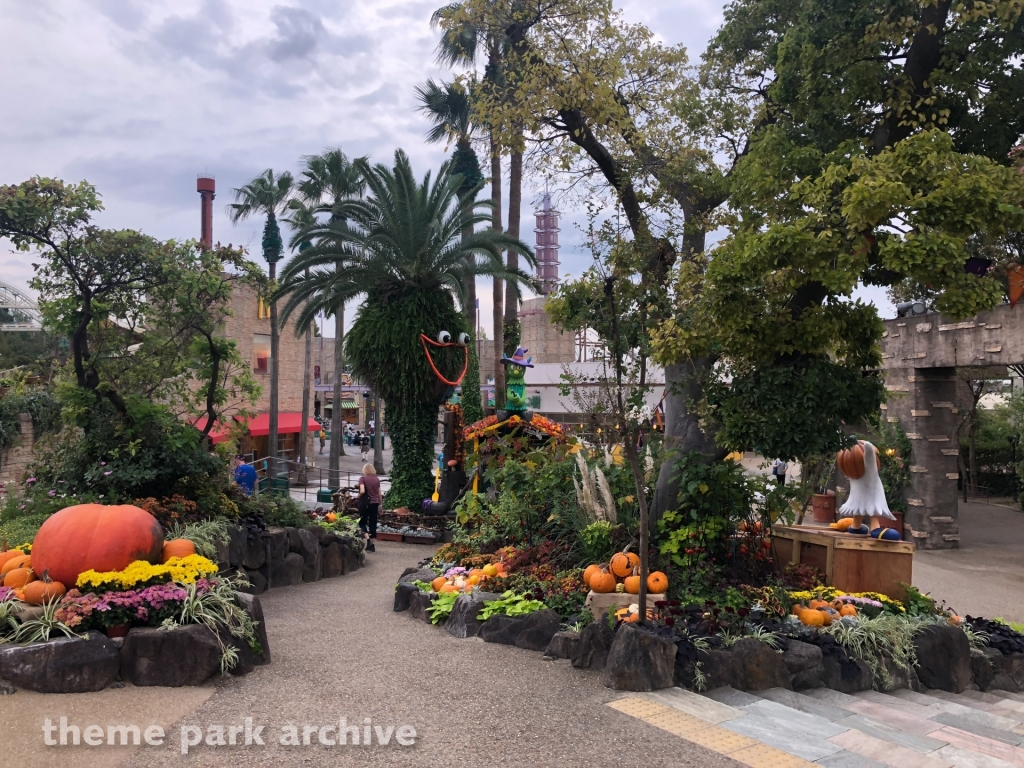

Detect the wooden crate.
[{"left": 772, "top": 525, "right": 914, "bottom": 601}]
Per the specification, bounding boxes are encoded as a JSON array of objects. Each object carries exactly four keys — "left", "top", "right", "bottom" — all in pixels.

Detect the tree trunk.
[
  {"left": 461, "top": 198, "right": 484, "bottom": 424},
  {"left": 491, "top": 136, "right": 505, "bottom": 408},
  {"left": 298, "top": 323, "right": 312, "bottom": 484},
  {"left": 373, "top": 394, "right": 385, "bottom": 476},
  {"left": 329, "top": 308, "right": 344, "bottom": 489},
  {"left": 268, "top": 262, "right": 280, "bottom": 476},
  {"left": 504, "top": 147, "right": 523, "bottom": 352}
]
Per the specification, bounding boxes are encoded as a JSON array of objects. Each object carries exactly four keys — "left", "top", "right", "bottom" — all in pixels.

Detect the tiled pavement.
[{"left": 608, "top": 684, "right": 1024, "bottom": 767}]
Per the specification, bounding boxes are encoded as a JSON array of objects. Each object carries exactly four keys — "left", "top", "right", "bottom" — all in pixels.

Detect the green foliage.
[
  {"left": 872, "top": 418, "right": 913, "bottom": 514},
  {"left": 426, "top": 591, "right": 460, "bottom": 625},
  {"left": 899, "top": 584, "right": 939, "bottom": 619},
  {"left": 705, "top": 358, "right": 886, "bottom": 461},
  {"left": 166, "top": 518, "right": 230, "bottom": 560},
  {"left": 243, "top": 493, "right": 309, "bottom": 529},
  {"left": 461, "top": 333, "right": 485, "bottom": 425},
  {"left": 477, "top": 590, "right": 546, "bottom": 621},
  {"left": 0, "top": 388, "right": 60, "bottom": 460},
  {"left": 826, "top": 615, "right": 920, "bottom": 691},
  {"left": 580, "top": 521, "right": 615, "bottom": 563}
]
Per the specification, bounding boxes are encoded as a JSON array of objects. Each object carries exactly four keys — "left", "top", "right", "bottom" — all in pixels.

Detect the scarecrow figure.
[{"left": 498, "top": 347, "right": 533, "bottom": 423}]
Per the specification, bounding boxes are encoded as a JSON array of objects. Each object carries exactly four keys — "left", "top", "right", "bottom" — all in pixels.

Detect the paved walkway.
[
  {"left": 0, "top": 542, "right": 738, "bottom": 767},
  {"left": 914, "top": 501, "right": 1024, "bottom": 623}
]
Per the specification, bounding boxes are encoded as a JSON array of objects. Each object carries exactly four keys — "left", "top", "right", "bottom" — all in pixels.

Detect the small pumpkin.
[
  {"left": 589, "top": 569, "right": 617, "bottom": 594},
  {"left": 162, "top": 538, "right": 196, "bottom": 563},
  {"left": 799, "top": 608, "right": 825, "bottom": 627},
  {"left": 791, "top": 603, "right": 805, "bottom": 616},
  {"left": 0, "top": 554, "right": 30, "bottom": 576},
  {"left": 808, "top": 599, "right": 829, "bottom": 610},
  {"left": 839, "top": 604, "right": 858, "bottom": 617},
  {"left": 836, "top": 440, "right": 881, "bottom": 480},
  {"left": 431, "top": 576, "right": 447, "bottom": 593},
  {"left": 439, "top": 583, "right": 459, "bottom": 593},
  {"left": 609, "top": 552, "right": 633, "bottom": 578},
  {"left": 623, "top": 573, "right": 642, "bottom": 594},
  {"left": 325, "top": 512, "right": 338, "bottom": 523},
  {"left": 4, "top": 566, "right": 36, "bottom": 589},
  {"left": 22, "top": 570, "right": 66, "bottom": 605},
  {"left": 647, "top": 571, "right": 669, "bottom": 594},
  {"left": 583, "top": 564, "right": 602, "bottom": 588},
  {"left": 0, "top": 549, "right": 22, "bottom": 570},
  {"left": 482, "top": 563, "right": 498, "bottom": 578}
]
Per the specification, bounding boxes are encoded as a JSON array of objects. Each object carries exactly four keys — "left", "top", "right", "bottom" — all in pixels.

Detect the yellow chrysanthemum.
[{"left": 76, "top": 554, "right": 218, "bottom": 590}]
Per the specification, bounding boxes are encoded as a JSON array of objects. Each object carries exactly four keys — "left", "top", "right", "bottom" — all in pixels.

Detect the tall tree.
[
  {"left": 416, "top": 78, "right": 487, "bottom": 423},
  {"left": 277, "top": 150, "right": 535, "bottom": 507},
  {"left": 228, "top": 169, "right": 294, "bottom": 469},
  {"left": 293, "top": 149, "right": 366, "bottom": 483}
]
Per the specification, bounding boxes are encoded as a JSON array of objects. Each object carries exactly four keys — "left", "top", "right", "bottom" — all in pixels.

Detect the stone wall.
[{"left": 0, "top": 413, "right": 34, "bottom": 493}]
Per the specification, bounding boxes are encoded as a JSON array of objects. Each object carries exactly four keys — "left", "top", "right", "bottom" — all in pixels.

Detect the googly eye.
[
  {"left": 437, "top": 330, "right": 452, "bottom": 344},
  {"left": 457, "top": 332, "right": 470, "bottom": 346}
]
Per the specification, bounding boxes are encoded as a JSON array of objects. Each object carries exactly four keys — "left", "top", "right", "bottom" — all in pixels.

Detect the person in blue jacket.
[{"left": 233, "top": 455, "right": 257, "bottom": 497}]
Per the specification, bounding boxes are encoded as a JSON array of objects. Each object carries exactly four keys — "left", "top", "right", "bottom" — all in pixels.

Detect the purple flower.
[
  {"left": 48, "top": 490, "right": 56, "bottom": 497},
  {"left": 103, "top": 471, "right": 112, "bottom": 476},
  {"left": 100, "top": 461, "right": 106, "bottom": 466},
  {"left": 25, "top": 477, "right": 36, "bottom": 484}
]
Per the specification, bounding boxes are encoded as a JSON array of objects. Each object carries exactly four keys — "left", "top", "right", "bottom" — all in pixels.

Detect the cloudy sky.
[{"left": 0, "top": 0, "right": 889, "bottom": 334}]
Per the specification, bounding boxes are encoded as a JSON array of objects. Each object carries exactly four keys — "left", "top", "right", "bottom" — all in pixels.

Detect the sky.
[{"left": 0, "top": 0, "right": 892, "bottom": 336}]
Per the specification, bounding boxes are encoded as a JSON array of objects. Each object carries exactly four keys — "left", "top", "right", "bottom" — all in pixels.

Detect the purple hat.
[{"left": 500, "top": 347, "right": 534, "bottom": 367}]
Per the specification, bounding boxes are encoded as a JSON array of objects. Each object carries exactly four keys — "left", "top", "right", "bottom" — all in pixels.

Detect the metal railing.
[{"left": 248, "top": 457, "right": 390, "bottom": 505}]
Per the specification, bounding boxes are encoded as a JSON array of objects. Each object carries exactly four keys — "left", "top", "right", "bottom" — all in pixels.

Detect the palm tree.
[
  {"left": 228, "top": 169, "right": 293, "bottom": 470},
  {"left": 277, "top": 149, "right": 536, "bottom": 508},
  {"left": 432, "top": 3, "right": 510, "bottom": 408},
  {"left": 416, "top": 77, "right": 486, "bottom": 424},
  {"left": 293, "top": 149, "right": 366, "bottom": 483}
]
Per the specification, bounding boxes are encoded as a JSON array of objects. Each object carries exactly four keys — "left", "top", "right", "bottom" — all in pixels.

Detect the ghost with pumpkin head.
[{"left": 836, "top": 440, "right": 902, "bottom": 541}]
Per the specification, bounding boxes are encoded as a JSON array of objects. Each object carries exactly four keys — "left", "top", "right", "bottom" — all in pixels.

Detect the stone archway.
[{"left": 880, "top": 303, "right": 1024, "bottom": 549}]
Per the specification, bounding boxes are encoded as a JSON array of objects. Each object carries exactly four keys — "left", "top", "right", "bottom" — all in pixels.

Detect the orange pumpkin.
[
  {"left": 325, "top": 512, "right": 338, "bottom": 523},
  {"left": 439, "top": 583, "right": 459, "bottom": 593},
  {"left": 623, "top": 573, "right": 642, "bottom": 594},
  {"left": 0, "top": 550, "right": 22, "bottom": 570},
  {"left": 647, "top": 571, "right": 669, "bottom": 594},
  {"left": 31, "top": 503, "right": 164, "bottom": 588},
  {"left": 4, "top": 566, "right": 36, "bottom": 589},
  {"left": 431, "top": 576, "right": 447, "bottom": 593},
  {"left": 609, "top": 553, "right": 633, "bottom": 578},
  {"left": 839, "top": 604, "right": 858, "bottom": 617},
  {"left": 589, "top": 569, "right": 617, "bottom": 594},
  {"left": 799, "top": 608, "right": 825, "bottom": 627},
  {"left": 837, "top": 440, "right": 881, "bottom": 480},
  {"left": 808, "top": 599, "right": 829, "bottom": 610},
  {"left": 21, "top": 571, "right": 66, "bottom": 605},
  {"left": 1, "top": 554, "right": 30, "bottom": 576},
  {"left": 1009, "top": 264, "right": 1023, "bottom": 309},
  {"left": 583, "top": 564, "right": 602, "bottom": 587},
  {"left": 791, "top": 603, "right": 805, "bottom": 616},
  {"left": 162, "top": 539, "right": 196, "bottom": 563}
]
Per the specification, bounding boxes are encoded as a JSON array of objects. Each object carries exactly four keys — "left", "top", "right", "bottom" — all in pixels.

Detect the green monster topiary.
[{"left": 277, "top": 150, "right": 536, "bottom": 508}]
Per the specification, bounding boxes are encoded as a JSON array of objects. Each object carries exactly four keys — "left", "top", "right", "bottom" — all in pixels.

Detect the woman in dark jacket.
[{"left": 358, "top": 463, "right": 381, "bottom": 552}]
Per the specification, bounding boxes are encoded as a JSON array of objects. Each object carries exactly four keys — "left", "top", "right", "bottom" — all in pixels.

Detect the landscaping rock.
[
  {"left": 515, "top": 609, "right": 561, "bottom": 652},
  {"left": 0, "top": 680, "right": 15, "bottom": 695},
  {"left": 394, "top": 582, "right": 418, "bottom": 612},
  {"left": 339, "top": 542, "right": 360, "bottom": 574},
  {"left": 446, "top": 592, "right": 501, "bottom": 639},
  {"left": 227, "top": 524, "right": 246, "bottom": 567},
  {"left": 321, "top": 542, "right": 343, "bottom": 578},
  {"left": 266, "top": 529, "right": 290, "bottom": 564},
  {"left": 791, "top": 663, "right": 826, "bottom": 690},
  {"left": 971, "top": 648, "right": 996, "bottom": 691},
  {"left": 218, "top": 626, "right": 256, "bottom": 677},
  {"left": 240, "top": 569, "right": 267, "bottom": 595},
  {"left": 303, "top": 524, "right": 328, "bottom": 545},
  {"left": 215, "top": 537, "right": 231, "bottom": 571},
  {"left": 270, "top": 552, "right": 304, "bottom": 588},
  {"left": 120, "top": 625, "right": 221, "bottom": 687},
  {"left": 399, "top": 568, "right": 437, "bottom": 585},
  {"left": 0, "top": 631, "right": 120, "bottom": 693},
  {"left": 289, "top": 527, "right": 318, "bottom": 561},
  {"left": 914, "top": 624, "right": 972, "bottom": 693},
  {"left": 544, "top": 631, "right": 580, "bottom": 660},
  {"left": 732, "top": 638, "right": 792, "bottom": 691},
  {"left": 480, "top": 615, "right": 526, "bottom": 645},
  {"left": 407, "top": 590, "right": 435, "bottom": 622},
  {"left": 783, "top": 639, "right": 824, "bottom": 675},
  {"left": 242, "top": 532, "right": 265, "bottom": 570},
  {"left": 821, "top": 656, "right": 873, "bottom": 693},
  {"left": 299, "top": 533, "right": 323, "bottom": 583},
  {"left": 399, "top": 566, "right": 421, "bottom": 580},
  {"left": 234, "top": 592, "right": 271, "bottom": 666},
  {"left": 572, "top": 619, "right": 615, "bottom": 670},
  {"left": 988, "top": 650, "right": 1024, "bottom": 692},
  {"left": 602, "top": 624, "right": 677, "bottom": 691},
  {"left": 693, "top": 648, "right": 745, "bottom": 690}
]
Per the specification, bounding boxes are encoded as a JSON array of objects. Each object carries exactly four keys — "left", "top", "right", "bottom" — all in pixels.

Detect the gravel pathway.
[{"left": 126, "top": 540, "right": 739, "bottom": 767}]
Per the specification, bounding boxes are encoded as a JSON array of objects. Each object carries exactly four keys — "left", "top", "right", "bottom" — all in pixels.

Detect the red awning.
[
  {"left": 246, "top": 412, "right": 321, "bottom": 437},
  {"left": 191, "top": 412, "right": 319, "bottom": 442},
  {"left": 190, "top": 415, "right": 234, "bottom": 445}
]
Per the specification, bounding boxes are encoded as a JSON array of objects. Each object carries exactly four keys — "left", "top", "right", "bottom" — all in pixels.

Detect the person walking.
[
  {"left": 360, "top": 431, "right": 370, "bottom": 463},
  {"left": 233, "top": 455, "right": 257, "bottom": 497},
  {"left": 318, "top": 428, "right": 326, "bottom": 454},
  {"left": 772, "top": 458, "right": 789, "bottom": 486},
  {"left": 358, "top": 463, "right": 381, "bottom": 552}
]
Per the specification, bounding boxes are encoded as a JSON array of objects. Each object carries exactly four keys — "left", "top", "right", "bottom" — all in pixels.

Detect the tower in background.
[
  {"left": 197, "top": 174, "right": 216, "bottom": 250},
  {"left": 534, "top": 192, "right": 560, "bottom": 295}
]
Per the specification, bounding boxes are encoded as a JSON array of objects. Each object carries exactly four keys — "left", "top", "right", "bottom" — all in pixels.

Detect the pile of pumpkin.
[
  {"left": 0, "top": 502, "right": 199, "bottom": 606},
  {"left": 430, "top": 561, "right": 508, "bottom": 593},
  {"left": 583, "top": 551, "right": 669, "bottom": 596},
  {"left": 792, "top": 598, "right": 858, "bottom": 627}
]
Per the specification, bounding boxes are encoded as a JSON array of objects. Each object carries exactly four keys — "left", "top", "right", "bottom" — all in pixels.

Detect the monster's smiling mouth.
[{"left": 420, "top": 333, "right": 468, "bottom": 387}]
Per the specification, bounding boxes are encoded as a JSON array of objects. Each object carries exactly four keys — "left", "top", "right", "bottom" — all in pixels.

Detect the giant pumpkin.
[{"left": 31, "top": 504, "right": 164, "bottom": 587}]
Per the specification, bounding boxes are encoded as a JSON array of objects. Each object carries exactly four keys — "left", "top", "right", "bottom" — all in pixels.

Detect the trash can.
[{"left": 317, "top": 488, "right": 337, "bottom": 504}]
